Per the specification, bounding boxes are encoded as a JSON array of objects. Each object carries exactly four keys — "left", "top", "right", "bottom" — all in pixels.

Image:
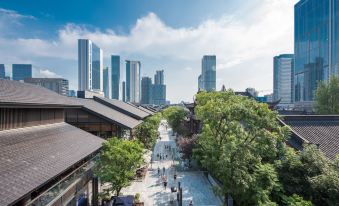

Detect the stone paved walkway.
[{"left": 122, "top": 120, "right": 222, "bottom": 206}]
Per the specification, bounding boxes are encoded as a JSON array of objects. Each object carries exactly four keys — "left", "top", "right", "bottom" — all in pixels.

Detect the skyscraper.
[
  {"left": 0, "top": 64, "right": 5, "bottom": 79},
  {"left": 111, "top": 55, "right": 120, "bottom": 100},
  {"left": 199, "top": 55, "right": 216, "bottom": 91},
  {"left": 24, "top": 78, "right": 69, "bottom": 96},
  {"left": 122, "top": 81, "right": 126, "bottom": 102},
  {"left": 153, "top": 70, "right": 166, "bottom": 105},
  {"left": 141, "top": 76, "right": 153, "bottom": 104},
  {"left": 273, "top": 54, "right": 294, "bottom": 108},
  {"left": 12, "top": 64, "right": 32, "bottom": 81},
  {"left": 78, "top": 39, "right": 103, "bottom": 92},
  {"left": 294, "top": 0, "right": 339, "bottom": 110},
  {"left": 103, "top": 67, "right": 112, "bottom": 99},
  {"left": 125, "top": 60, "right": 141, "bottom": 103}
]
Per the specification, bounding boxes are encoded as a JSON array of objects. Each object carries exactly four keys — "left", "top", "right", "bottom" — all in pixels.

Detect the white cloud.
[{"left": 0, "top": 0, "right": 298, "bottom": 102}]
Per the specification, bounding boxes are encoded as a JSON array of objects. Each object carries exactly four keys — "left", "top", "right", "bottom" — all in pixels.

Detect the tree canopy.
[
  {"left": 135, "top": 113, "right": 161, "bottom": 149},
  {"left": 315, "top": 75, "right": 339, "bottom": 114},
  {"left": 192, "top": 91, "right": 332, "bottom": 205},
  {"left": 162, "top": 106, "right": 188, "bottom": 134},
  {"left": 95, "top": 137, "right": 144, "bottom": 196}
]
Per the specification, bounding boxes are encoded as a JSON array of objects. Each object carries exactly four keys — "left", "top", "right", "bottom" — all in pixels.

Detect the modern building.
[
  {"left": 0, "top": 79, "right": 103, "bottom": 206},
  {"left": 141, "top": 76, "right": 153, "bottom": 104},
  {"left": 153, "top": 70, "right": 166, "bottom": 105},
  {"left": 0, "top": 64, "right": 5, "bottom": 79},
  {"left": 294, "top": 0, "right": 339, "bottom": 111},
  {"left": 103, "top": 67, "right": 112, "bottom": 99},
  {"left": 125, "top": 60, "right": 141, "bottom": 103},
  {"left": 69, "top": 89, "right": 77, "bottom": 97},
  {"left": 78, "top": 39, "right": 103, "bottom": 92},
  {"left": 246, "top": 88, "right": 258, "bottom": 97},
  {"left": 122, "top": 81, "right": 126, "bottom": 102},
  {"left": 199, "top": 55, "right": 216, "bottom": 92},
  {"left": 111, "top": 55, "right": 120, "bottom": 99},
  {"left": 12, "top": 64, "right": 32, "bottom": 81},
  {"left": 24, "top": 78, "right": 69, "bottom": 96},
  {"left": 273, "top": 54, "right": 294, "bottom": 108}
]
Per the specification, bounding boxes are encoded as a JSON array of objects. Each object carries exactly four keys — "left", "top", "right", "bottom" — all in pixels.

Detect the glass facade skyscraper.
[
  {"left": 153, "top": 70, "right": 166, "bottom": 105},
  {"left": 141, "top": 76, "right": 153, "bottom": 104},
  {"left": 199, "top": 55, "right": 216, "bottom": 92},
  {"left": 111, "top": 55, "right": 120, "bottom": 100},
  {"left": 12, "top": 64, "right": 32, "bottom": 81},
  {"left": 294, "top": 0, "right": 339, "bottom": 108},
  {"left": 273, "top": 54, "right": 294, "bottom": 107},
  {"left": 0, "top": 64, "right": 5, "bottom": 79},
  {"left": 103, "top": 67, "right": 112, "bottom": 99},
  {"left": 125, "top": 60, "right": 141, "bottom": 103},
  {"left": 78, "top": 39, "right": 103, "bottom": 92}
]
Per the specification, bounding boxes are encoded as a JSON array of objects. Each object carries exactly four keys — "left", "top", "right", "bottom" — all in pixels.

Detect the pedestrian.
[
  {"left": 163, "top": 166, "right": 165, "bottom": 175},
  {"left": 157, "top": 166, "right": 160, "bottom": 176},
  {"left": 189, "top": 200, "right": 193, "bottom": 206},
  {"left": 166, "top": 154, "right": 168, "bottom": 159},
  {"left": 164, "top": 180, "right": 167, "bottom": 190}
]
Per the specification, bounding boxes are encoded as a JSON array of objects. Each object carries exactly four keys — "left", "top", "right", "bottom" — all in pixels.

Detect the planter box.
[{"left": 134, "top": 202, "right": 144, "bottom": 206}]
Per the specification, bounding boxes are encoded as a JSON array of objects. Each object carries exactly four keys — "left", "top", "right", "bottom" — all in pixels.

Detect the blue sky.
[{"left": 0, "top": 0, "right": 297, "bottom": 103}]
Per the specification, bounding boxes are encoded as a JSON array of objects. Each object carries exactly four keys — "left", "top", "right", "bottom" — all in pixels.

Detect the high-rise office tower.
[
  {"left": 122, "top": 81, "right": 126, "bottom": 102},
  {"left": 273, "top": 54, "right": 294, "bottom": 107},
  {"left": 78, "top": 39, "right": 103, "bottom": 92},
  {"left": 141, "top": 76, "right": 153, "bottom": 104},
  {"left": 0, "top": 64, "right": 5, "bottom": 79},
  {"left": 111, "top": 55, "right": 120, "bottom": 99},
  {"left": 103, "top": 67, "right": 112, "bottom": 99},
  {"left": 153, "top": 70, "right": 166, "bottom": 105},
  {"left": 198, "top": 75, "right": 203, "bottom": 91},
  {"left": 295, "top": 0, "right": 339, "bottom": 110},
  {"left": 12, "top": 64, "right": 32, "bottom": 81},
  {"left": 125, "top": 60, "right": 141, "bottom": 103},
  {"left": 24, "top": 78, "right": 69, "bottom": 96},
  {"left": 199, "top": 55, "right": 216, "bottom": 91}
]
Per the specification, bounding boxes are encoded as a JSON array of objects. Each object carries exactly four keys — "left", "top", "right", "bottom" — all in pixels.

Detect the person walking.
[
  {"left": 189, "top": 200, "right": 193, "bottom": 206},
  {"left": 157, "top": 166, "right": 160, "bottom": 176},
  {"left": 162, "top": 166, "right": 165, "bottom": 175}
]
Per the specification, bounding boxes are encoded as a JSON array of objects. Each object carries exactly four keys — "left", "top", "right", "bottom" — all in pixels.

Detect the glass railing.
[{"left": 27, "top": 157, "right": 97, "bottom": 206}]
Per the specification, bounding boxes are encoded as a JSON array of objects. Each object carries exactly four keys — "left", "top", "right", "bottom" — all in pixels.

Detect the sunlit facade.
[
  {"left": 294, "top": 0, "right": 339, "bottom": 109},
  {"left": 126, "top": 60, "right": 141, "bottom": 103}
]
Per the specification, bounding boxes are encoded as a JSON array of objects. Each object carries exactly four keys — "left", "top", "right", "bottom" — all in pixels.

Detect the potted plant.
[{"left": 134, "top": 193, "right": 144, "bottom": 206}]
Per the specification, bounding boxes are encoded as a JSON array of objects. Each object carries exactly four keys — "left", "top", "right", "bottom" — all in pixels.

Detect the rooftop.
[
  {"left": 0, "top": 79, "right": 78, "bottom": 108},
  {"left": 0, "top": 122, "right": 104, "bottom": 205},
  {"left": 280, "top": 115, "right": 339, "bottom": 160}
]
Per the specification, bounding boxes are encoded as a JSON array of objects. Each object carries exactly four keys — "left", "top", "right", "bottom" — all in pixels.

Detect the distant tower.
[
  {"left": 12, "top": 64, "right": 32, "bottom": 81},
  {"left": 141, "top": 77, "right": 153, "bottom": 104},
  {"left": 122, "top": 81, "right": 126, "bottom": 102},
  {"left": 103, "top": 67, "right": 112, "bottom": 99},
  {"left": 199, "top": 55, "right": 216, "bottom": 91},
  {"left": 153, "top": 70, "right": 166, "bottom": 105},
  {"left": 125, "top": 60, "right": 141, "bottom": 103},
  {"left": 78, "top": 39, "right": 103, "bottom": 92},
  {"left": 111, "top": 55, "right": 120, "bottom": 99},
  {"left": 0, "top": 64, "right": 5, "bottom": 79}
]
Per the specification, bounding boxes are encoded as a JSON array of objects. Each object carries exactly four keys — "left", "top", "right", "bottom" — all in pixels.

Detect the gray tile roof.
[
  {"left": 0, "top": 122, "right": 104, "bottom": 205},
  {"left": 281, "top": 115, "right": 339, "bottom": 160},
  {"left": 93, "top": 96, "right": 150, "bottom": 120},
  {"left": 73, "top": 98, "right": 143, "bottom": 129},
  {"left": 0, "top": 79, "right": 79, "bottom": 107}
]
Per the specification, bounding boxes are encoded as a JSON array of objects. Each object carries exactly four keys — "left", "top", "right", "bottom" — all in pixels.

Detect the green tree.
[
  {"left": 193, "top": 91, "right": 290, "bottom": 205},
  {"left": 95, "top": 137, "right": 144, "bottom": 196},
  {"left": 135, "top": 113, "right": 161, "bottom": 149},
  {"left": 162, "top": 106, "right": 188, "bottom": 134},
  {"left": 315, "top": 75, "right": 339, "bottom": 114}
]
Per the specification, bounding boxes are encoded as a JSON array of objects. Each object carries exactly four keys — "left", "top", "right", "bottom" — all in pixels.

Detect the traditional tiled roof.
[
  {"left": 73, "top": 98, "right": 143, "bottom": 129},
  {"left": 0, "top": 79, "right": 79, "bottom": 107},
  {"left": 137, "top": 105, "right": 155, "bottom": 115},
  {"left": 93, "top": 96, "right": 150, "bottom": 120},
  {"left": 0, "top": 122, "right": 104, "bottom": 205},
  {"left": 280, "top": 115, "right": 339, "bottom": 160}
]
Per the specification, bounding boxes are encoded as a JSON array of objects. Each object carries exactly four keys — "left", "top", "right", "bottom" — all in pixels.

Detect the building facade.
[
  {"left": 152, "top": 70, "right": 166, "bottom": 105},
  {"left": 294, "top": 0, "right": 339, "bottom": 110},
  {"left": 141, "top": 76, "right": 153, "bottom": 104},
  {"left": 111, "top": 55, "right": 120, "bottom": 99},
  {"left": 0, "top": 64, "right": 5, "bottom": 79},
  {"left": 78, "top": 39, "right": 103, "bottom": 92},
  {"left": 200, "top": 55, "right": 216, "bottom": 92},
  {"left": 24, "top": 78, "right": 69, "bottom": 96},
  {"left": 125, "top": 60, "right": 141, "bottom": 103},
  {"left": 12, "top": 64, "right": 32, "bottom": 81},
  {"left": 122, "top": 81, "right": 126, "bottom": 102},
  {"left": 273, "top": 54, "right": 294, "bottom": 108},
  {"left": 103, "top": 67, "right": 112, "bottom": 99}
]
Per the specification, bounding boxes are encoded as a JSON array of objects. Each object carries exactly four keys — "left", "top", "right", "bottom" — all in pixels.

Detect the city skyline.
[{"left": 0, "top": 0, "right": 298, "bottom": 103}]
